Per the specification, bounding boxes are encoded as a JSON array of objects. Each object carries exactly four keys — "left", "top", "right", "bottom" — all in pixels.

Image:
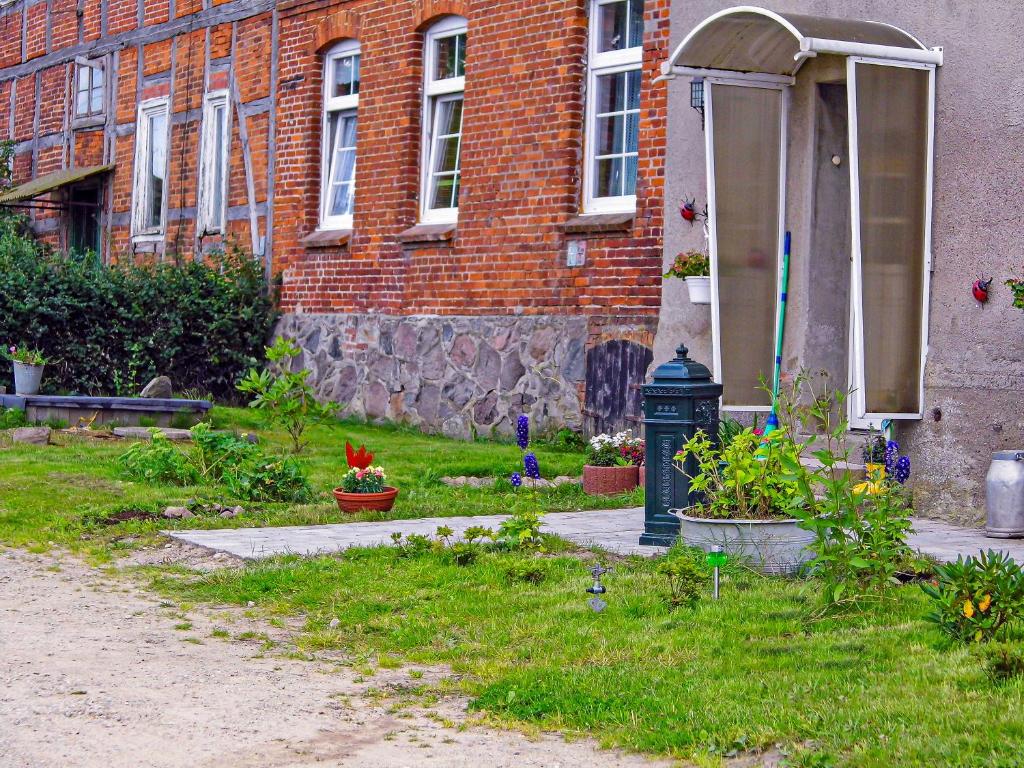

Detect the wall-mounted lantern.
[{"left": 690, "top": 79, "right": 705, "bottom": 129}]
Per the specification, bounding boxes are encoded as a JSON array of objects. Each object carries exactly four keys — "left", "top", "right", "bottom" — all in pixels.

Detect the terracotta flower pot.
[
  {"left": 638, "top": 464, "right": 646, "bottom": 489},
  {"left": 333, "top": 486, "right": 399, "bottom": 513},
  {"left": 582, "top": 465, "right": 639, "bottom": 496}
]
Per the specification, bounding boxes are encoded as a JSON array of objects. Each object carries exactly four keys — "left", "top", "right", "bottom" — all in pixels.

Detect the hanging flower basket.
[{"left": 685, "top": 276, "right": 712, "bottom": 304}]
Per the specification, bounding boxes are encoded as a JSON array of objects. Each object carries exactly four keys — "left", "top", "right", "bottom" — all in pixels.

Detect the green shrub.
[
  {"left": 118, "top": 424, "right": 311, "bottom": 503},
  {"left": 504, "top": 560, "right": 548, "bottom": 584},
  {"left": 975, "top": 642, "right": 1024, "bottom": 681},
  {"left": 236, "top": 336, "right": 338, "bottom": 452},
  {"left": 657, "top": 551, "right": 709, "bottom": 608},
  {"left": 922, "top": 550, "right": 1024, "bottom": 643},
  {"left": 0, "top": 407, "right": 27, "bottom": 430},
  {"left": 0, "top": 230, "right": 275, "bottom": 399}
]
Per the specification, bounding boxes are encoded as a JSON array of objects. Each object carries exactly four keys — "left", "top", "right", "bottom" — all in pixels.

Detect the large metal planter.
[
  {"left": 671, "top": 510, "right": 815, "bottom": 575},
  {"left": 12, "top": 362, "right": 44, "bottom": 396}
]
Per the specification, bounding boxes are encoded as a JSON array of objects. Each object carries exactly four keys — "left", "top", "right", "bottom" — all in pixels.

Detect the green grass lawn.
[
  {"left": 0, "top": 407, "right": 639, "bottom": 558},
  {"left": 150, "top": 545, "right": 1024, "bottom": 768},
  {"left": 3, "top": 408, "right": 1024, "bottom": 767}
]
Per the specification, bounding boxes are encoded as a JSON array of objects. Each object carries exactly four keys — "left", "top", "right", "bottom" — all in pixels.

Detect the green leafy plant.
[
  {"left": 237, "top": 336, "right": 339, "bottom": 453},
  {"left": 498, "top": 509, "right": 543, "bottom": 551},
  {"left": 0, "top": 237, "right": 275, "bottom": 398},
  {"left": 3, "top": 344, "right": 47, "bottom": 366},
  {"left": 118, "top": 423, "right": 312, "bottom": 503},
  {"left": 1005, "top": 277, "right": 1024, "bottom": 310},
  {"left": 974, "top": 642, "right": 1024, "bottom": 681},
  {"left": 775, "top": 373, "right": 916, "bottom": 605},
  {"left": 664, "top": 249, "right": 709, "bottom": 279},
  {"left": 0, "top": 407, "right": 28, "bottom": 430},
  {"left": 339, "top": 465, "right": 386, "bottom": 493},
  {"left": 657, "top": 552, "right": 709, "bottom": 608},
  {"left": 504, "top": 560, "right": 548, "bottom": 584},
  {"left": 674, "top": 427, "right": 805, "bottom": 520},
  {"left": 922, "top": 550, "right": 1024, "bottom": 643}
]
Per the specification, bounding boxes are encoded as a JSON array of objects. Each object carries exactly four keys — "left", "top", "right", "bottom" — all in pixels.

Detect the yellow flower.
[
  {"left": 979, "top": 594, "right": 992, "bottom": 612},
  {"left": 963, "top": 600, "right": 975, "bottom": 618}
]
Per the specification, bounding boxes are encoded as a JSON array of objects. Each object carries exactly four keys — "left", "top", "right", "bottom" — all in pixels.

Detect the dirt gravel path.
[{"left": 0, "top": 547, "right": 674, "bottom": 768}]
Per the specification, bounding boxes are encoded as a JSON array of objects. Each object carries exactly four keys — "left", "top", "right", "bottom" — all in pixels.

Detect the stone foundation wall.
[{"left": 276, "top": 313, "right": 589, "bottom": 439}]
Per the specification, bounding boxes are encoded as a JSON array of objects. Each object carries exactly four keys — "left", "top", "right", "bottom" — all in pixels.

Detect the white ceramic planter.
[
  {"left": 685, "top": 276, "right": 711, "bottom": 304},
  {"left": 671, "top": 510, "right": 815, "bottom": 575},
  {"left": 13, "top": 361, "right": 44, "bottom": 396}
]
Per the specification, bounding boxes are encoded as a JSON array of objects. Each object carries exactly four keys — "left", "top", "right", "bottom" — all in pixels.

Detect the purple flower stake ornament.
[
  {"left": 516, "top": 415, "right": 530, "bottom": 451},
  {"left": 523, "top": 452, "right": 541, "bottom": 480}
]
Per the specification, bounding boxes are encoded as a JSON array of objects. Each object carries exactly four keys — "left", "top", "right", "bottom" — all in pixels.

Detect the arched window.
[
  {"left": 420, "top": 16, "right": 466, "bottom": 224},
  {"left": 584, "top": 0, "right": 643, "bottom": 213},
  {"left": 321, "top": 39, "right": 360, "bottom": 230}
]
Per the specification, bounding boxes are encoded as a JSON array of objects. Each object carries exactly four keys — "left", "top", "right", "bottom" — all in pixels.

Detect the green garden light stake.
[
  {"left": 707, "top": 546, "right": 727, "bottom": 600},
  {"left": 587, "top": 564, "right": 611, "bottom": 613},
  {"left": 764, "top": 231, "right": 792, "bottom": 437}
]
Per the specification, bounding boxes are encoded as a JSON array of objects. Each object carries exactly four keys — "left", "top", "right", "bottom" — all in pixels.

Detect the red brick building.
[{"left": 0, "top": 0, "right": 669, "bottom": 437}]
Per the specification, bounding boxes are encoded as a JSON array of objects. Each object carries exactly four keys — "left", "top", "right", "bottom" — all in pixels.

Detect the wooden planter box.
[{"left": 582, "top": 465, "right": 639, "bottom": 496}]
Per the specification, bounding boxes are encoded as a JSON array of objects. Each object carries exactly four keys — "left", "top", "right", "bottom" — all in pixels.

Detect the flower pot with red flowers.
[
  {"left": 333, "top": 442, "right": 398, "bottom": 513},
  {"left": 664, "top": 250, "right": 711, "bottom": 305},
  {"left": 582, "top": 431, "right": 641, "bottom": 495}
]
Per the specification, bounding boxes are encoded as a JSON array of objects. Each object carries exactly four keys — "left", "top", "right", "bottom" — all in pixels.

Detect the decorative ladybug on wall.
[
  {"left": 972, "top": 277, "right": 993, "bottom": 303},
  {"left": 680, "top": 198, "right": 707, "bottom": 227}
]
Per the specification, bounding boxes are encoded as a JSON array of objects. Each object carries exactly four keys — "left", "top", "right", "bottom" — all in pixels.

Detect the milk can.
[{"left": 986, "top": 451, "right": 1024, "bottom": 538}]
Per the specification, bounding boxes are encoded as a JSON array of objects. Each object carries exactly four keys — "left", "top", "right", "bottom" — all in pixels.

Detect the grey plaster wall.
[
  {"left": 277, "top": 313, "right": 587, "bottom": 440},
  {"left": 657, "top": 1, "right": 1024, "bottom": 522}
]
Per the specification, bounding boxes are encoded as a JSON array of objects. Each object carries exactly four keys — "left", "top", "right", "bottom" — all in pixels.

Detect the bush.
[
  {"left": 922, "top": 550, "right": 1024, "bottom": 643},
  {"left": 118, "top": 424, "right": 312, "bottom": 503},
  {"left": 0, "top": 407, "right": 28, "bottom": 430},
  {"left": 0, "top": 229, "right": 276, "bottom": 399},
  {"left": 975, "top": 642, "right": 1024, "bottom": 681}
]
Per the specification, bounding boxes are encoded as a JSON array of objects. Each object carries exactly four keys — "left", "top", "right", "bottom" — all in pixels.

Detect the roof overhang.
[
  {"left": 659, "top": 6, "right": 941, "bottom": 82},
  {"left": 0, "top": 163, "right": 114, "bottom": 205}
]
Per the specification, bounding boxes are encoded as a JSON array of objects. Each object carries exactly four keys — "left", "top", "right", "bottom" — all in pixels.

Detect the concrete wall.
[{"left": 657, "top": 1, "right": 1024, "bottom": 523}]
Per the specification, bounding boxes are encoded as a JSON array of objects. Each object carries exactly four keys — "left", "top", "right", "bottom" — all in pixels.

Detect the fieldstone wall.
[{"left": 276, "top": 313, "right": 588, "bottom": 439}]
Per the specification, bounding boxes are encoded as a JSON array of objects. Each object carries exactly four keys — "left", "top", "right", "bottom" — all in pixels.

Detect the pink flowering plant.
[
  {"left": 4, "top": 344, "right": 46, "bottom": 366},
  {"left": 340, "top": 465, "right": 386, "bottom": 494}
]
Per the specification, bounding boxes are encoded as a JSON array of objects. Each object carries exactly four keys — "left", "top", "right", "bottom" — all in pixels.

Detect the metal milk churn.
[{"left": 986, "top": 451, "right": 1024, "bottom": 538}]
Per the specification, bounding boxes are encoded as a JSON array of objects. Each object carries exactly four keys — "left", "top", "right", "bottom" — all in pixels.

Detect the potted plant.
[
  {"left": 583, "top": 431, "right": 641, "bottom": 495},
  {"left": 671, "top": 427, "right": 815, "bottom": 574},
  {"left": 5, "top": 344, "right": 47, "bottom": 396},
  {"left": 664, "top": 250, "right": 711, "bottom": 304},
  {"left": 333, "top": 442, "right": 398, "bottom": 513}
]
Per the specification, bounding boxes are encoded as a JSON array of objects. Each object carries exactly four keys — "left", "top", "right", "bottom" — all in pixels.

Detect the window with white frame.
[
  {"left": 420, "top": 17, "right": 466, "bottom": 224},
  {"left": 584, "top": 0, "right": 643, "bottom": 213},
  {"left": 131, "top": 98, "right": 169, "bottom": 237},
  {"left": 74, "top": 59, "right": 105, "bottom": 118},
  {"left": 320, "top": 40, "right": 360, "bottom": 230},
  {"left": 197, "top": 91, "right": 230, "bottom": 235}
]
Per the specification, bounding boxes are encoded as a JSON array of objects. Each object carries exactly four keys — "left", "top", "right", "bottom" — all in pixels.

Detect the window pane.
[
  {"left": 855, "top": 63, "right": 929, "bottom": 415},
  {"left": 435, "top": 97, "right": 463, "bottom": 136},
  {"left": 596, "top": 114, "right": 623, "bottom": 156},
  {"left": 626, "top": 69, "right": 641, "bottom": 110},
  {"left": 430, "top": 175, "right": 457, "bottom": 210},
  {"left": 427, "top": 97, "right": 462, "bottom": 211},
  {"left": 598, "top": 0, "right": 643, "bottom": 51},
  {"left": 710, "top": 84, "right": 781, "bottom": 408},
  {"left": 624, "top": 155, "right": 637, "bottom": 196},
  {"left": 76, "top": 67, "right": 89, "bottom": 115},
  {"left": 595, "top": 156, "right": 622, "bottom": 198},
  {"left": 332, "top": 54, "right": 360, "bottom": 98},
  {"left": 327, "top": 113, "right": 357, "bottom": 217},
  {"left": 436, "top": 33, "right": 466, "bottom": 80},
  {"left": 146, "top": 112, "right": 167, "bottom": 229},
  {"left": 91, "top": 67, "right": 104, "bottom": 113},
  {"left": 210, "top": 105, "right": 226, "bottom": 229},
  {"left": 624, "top": 111, "right": 639, "bottom": 154},
  {"left": 595, "top": 72, "right": 625, "bottom": 114}
]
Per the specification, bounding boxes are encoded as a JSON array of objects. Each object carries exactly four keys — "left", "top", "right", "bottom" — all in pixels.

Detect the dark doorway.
[
  {"left": 68, "top": 184, "right": 103, "bottom": 259},
  {"left": 584, "top": 339, "right": 653, "bottom": 436}
]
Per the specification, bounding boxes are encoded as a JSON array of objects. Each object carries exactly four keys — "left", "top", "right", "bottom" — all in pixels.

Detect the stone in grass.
[
  {"left": 139, "top": 376, "right": 172, "bottom": 399},
  {"left": 163, "top": 506, "right": 194, "bottom": 519},
  {"left": 11, "top": 426, "right": 51, "bottom": 445},
  {"left": 219, "top": 506, "right": 244, "bottom": 519}
]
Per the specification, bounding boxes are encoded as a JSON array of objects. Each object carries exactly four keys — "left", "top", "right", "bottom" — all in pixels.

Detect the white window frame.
[
  {"left": 130, "top": 97, "right": 170, "bottom": 240},
  {"left": 420, "top": 16, "right": 466, "bottom": 225},
  {"left": 197, "top": 90, "right": 231, "bottom": 235},
  {"left": 704, "top": 76, "right": 790, "bottom": 412},
  {"left": 846, "top": 57, "right": 936, "bottom": 428},
  {"left": 320, "top": 39, "right": 360, "bottom": 231},
  {"left": 583, "top": 0, "right": 643, "bottom": 214},
  {"left": 74, "top": 57, "right": 105, "bottom": 119}
]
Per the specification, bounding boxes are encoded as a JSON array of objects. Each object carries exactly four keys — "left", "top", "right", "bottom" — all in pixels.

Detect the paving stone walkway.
[{"left": 168, "top": 509, "right": 1024, "bottom": 563}]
